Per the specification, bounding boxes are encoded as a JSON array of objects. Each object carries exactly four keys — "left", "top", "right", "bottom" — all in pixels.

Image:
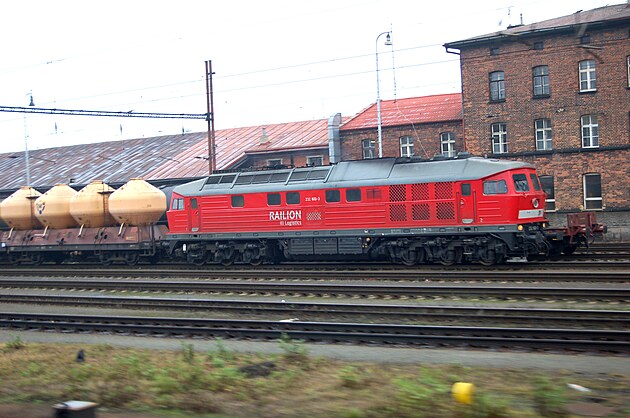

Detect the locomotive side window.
[
  {"left": 529, "top": 174, "right": 541, "bottom": 191},
  {"left": 286, "top": 192, "right": 300, "bottom": 205},
  {"left": 512, "top": 174, "right": 530, "bottom": 192},
  {"left": 190, "top": 198, "right": 198, "bottom": 209},
  {"left": 231, "top": 195, "right": 244, "bottom": 207},
  {"left": 461, "top": 184, "right": 471, "bottom": 196},
  {"left": 483, "top": 180, "right": 508, "bottom": 195},
  {"left": 346, "top": 189, "right": 362, "bottom": 202},
  {"left": 267, "top": 193, "right": 281, "bottom": 206},
  {"left": 325, "top": 189, "right": 340, "bottom": 203},
  {"left": 171, "top": 198, "right": 184, "bottom": 210}
]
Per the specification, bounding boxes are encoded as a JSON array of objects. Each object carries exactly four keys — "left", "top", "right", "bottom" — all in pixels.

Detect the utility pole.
[{"left": 205, "top": 60, "right": 216, "bottom": 173}]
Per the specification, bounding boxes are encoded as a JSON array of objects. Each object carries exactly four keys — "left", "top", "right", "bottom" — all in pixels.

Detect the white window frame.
[
  {"left": 440, "top": 132, "right": 456, "bottom": 157},
  {"left": 267, "top": 158, "right": 282, "bottom": 167},
  {"left": 579, "top": 60, "right": 597, "bottom": 92},
  {"left": 362, "top": 139, "right": 376, "bottom": 159},
  {"left": 581, "top": 115, "right": 599, "bottom": 148},
  {"left": 306, "top": 155, "right": 323, "bottom": 166},
  {"left": 399, "top": 136, "right": 414, "bottom": 157},
  {"left": 539, "top": 175, "right": 556, "bottom": 212},
  {"left": 491, "top": 123, "right": 508, "bottom": 154},
  {"left": 583, "top": 173, "right": 602, "bottom": 210},
  {"left": 535, "top": 118, "right": 552, "bottom": 150},
  {"left": 627, "top": 55, "right": 630, "bottom": 88}
]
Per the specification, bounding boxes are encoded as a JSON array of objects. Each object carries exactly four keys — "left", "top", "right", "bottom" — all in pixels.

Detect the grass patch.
[{"left": 0, "top": 340, "right": 627, "bottom": 417}]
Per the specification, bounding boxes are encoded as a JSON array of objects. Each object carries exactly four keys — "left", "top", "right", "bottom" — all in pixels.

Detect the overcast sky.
[{"left": 0, "top": 0, "right": 613, "bottom": 154}]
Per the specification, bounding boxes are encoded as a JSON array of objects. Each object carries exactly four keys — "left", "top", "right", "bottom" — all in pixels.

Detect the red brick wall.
[
  {"left": 457, "top": 24, "right": 630, "bottom": 210},
  {"left": 340, "top": 121, "right": 464, "bottom": 161}
]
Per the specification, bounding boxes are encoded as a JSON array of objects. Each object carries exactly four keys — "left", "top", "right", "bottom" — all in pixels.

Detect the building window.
[
  {"left": 533, "top": 41, "right": 544, "bottom": 50},
  {"left": 581, "top": 115, "right": 599, "bottom": 148},
  {"left": 539, "top": 176, "right": 555, "bottom": 211},
  {"left": 307, "top": 156, "right": 323, "bottom": 166},
  {"left": 440, "top": 132, "right": 456, "bottom": 157},
  {"left": 583, "top": 173, "right": 602, "bottom": 210},
  {"left": 490, "top": 47, "right": 500, "bottom": 56},
  {"left": 267, "top": 158, "right": 282, "bottom": 167},
  {"left": 580, "top": 34, "right": 591, "bottom": 45},
  {"left": 579, "top": 60, "right": 597, "bottom": 92},
  {"left": 535, "top": 118, "right": 552, "bottom": 150},
  {"left": 491, "top": 123, "right": 508, "bottom": 154},
  {"left": 489, "top": 71, "right": 505, "bottom": 101},
  {"left": 362, "top": 139, "right": 376, "bottom": 159},
  {"left": 627, "top": 55, "right": 630, "bottom": 87},
  {"left": 533, "top": 65, "right": 550, "bottom": 97},
  {"left": 399, "top": 136, "right": 414, "bottom": 157}
]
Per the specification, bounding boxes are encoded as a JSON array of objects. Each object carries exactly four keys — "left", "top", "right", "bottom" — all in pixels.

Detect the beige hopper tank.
[
  {"left": 69, "top": 180, "right": 116, "bottom": 227},
  {"left": 34, "top": 184, "right": 78, "bottom": 229},
  {"left": 108, "top": 178, "right": 167, "bottom": 226},
  {"left": 0, "top": 186, "right": 43, "bottom": 230}
]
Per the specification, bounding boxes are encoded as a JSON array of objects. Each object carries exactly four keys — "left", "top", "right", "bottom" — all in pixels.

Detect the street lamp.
[
  {"left": 23, "top": 92, "right": 35, "bottom": 185},
  {"left": 376, "top": 31, "right": 392, "bottom": 158}
]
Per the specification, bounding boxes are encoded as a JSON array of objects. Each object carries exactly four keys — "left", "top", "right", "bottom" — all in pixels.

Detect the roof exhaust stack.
[
  {"left": 259, "top": 127, "right": 269, "bottom": 144},
  {"left": 327, "top": 113, "right": 342, "bottom": 163}
]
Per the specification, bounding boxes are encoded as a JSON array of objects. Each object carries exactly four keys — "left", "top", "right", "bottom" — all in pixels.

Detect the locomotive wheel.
[
  {"left": 220, "top": 255, "right": 236, "bottom": 266},
  {"left": 187, "top": 250, "right": 207, "bottom": 266},
  {"left": 399, "top": 248, "right": 425, "bottom": 266},
  {"left": 438, "top": 248, "right": 461, "bottom": 266},
  {"left": 249, "top": 257, "right": 263, "bottom": 266},
  {"left": 478, "top": 249, "right": 496, "bottom": 266}
]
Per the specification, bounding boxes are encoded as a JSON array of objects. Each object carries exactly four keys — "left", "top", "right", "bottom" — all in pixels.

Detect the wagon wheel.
[
  {"left": 125, "top": 253, "right": 140, "bottom": 266},
  {"left": 8, "top": 253, "right": 20, "bottom": 265},
  {"left": 99, "top": 253, "right": 113, "bottom": 265}
]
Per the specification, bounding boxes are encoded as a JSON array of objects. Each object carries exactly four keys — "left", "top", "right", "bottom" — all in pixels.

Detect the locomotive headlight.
[
  {"left": 517, "top": 224, "right": 524, "bottom": 231},
  {"left": 532, "top": 198, "right": 539, "bottom": 208}
]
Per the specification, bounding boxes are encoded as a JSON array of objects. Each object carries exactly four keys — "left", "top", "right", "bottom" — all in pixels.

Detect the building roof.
[
  {"left": 340, "top": 93, "right": 463, "bottom": 131},
  {"left": 444, "top": 3, "right": 630, "bottom": 49},
  {"left": 0, "top": 118, "right": 329, "bottom": 191}
]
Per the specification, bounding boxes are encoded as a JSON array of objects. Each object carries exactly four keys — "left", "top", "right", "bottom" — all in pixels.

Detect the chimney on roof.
[{"left": 260, "top": 127, "right": 269, "bottom": 144}]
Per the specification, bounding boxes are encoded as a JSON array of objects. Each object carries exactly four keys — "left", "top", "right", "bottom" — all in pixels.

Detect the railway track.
[
  {"left": 0, "top": 278, "right": 627, "bottom": 301},
  {"left": 2, "top": 294, "right": 628, "bottom": 328},
  {"left": 0, "top": 312, "right": 627, "bottom": 353},
  {"left": 0, "top": 267, "right": 628, "bottom": 283}
]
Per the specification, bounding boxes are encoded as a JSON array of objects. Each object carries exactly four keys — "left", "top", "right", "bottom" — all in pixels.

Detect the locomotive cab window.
[
  {"left": 231, "top": 195, "right": 244, "bottom": 208},
  {"left": 346, "top": 189, "right": 362, "bottom": 202},
  {"left": 190, "top": 198, "right": 198, "bottom": 209},
  {"left": 171, "top": 198, "right": 184, "bottom": 210},
  {"left": 512, "top": 174, "right": 530, "bottom": 192},
  {"left": 286, "top": 192, "right": 300, "bottom": 205},
  {"left": 483, "top": 180, "right": 508, "bottom": 195},
  {"left": 325, "top": 189, "right": 340, "bottom": 203},
  {"left": 461, "top": 184, "right": 471, "bottom": 196},
  {"left": 267, "top": 193, "right": 281, "bottom": 206}
]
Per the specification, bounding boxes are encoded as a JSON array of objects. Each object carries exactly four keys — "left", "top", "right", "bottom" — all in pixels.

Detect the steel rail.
[
  {"left": 0, "top": 268, "right": 628, "bottom": 282},
  {"left": 0, "top": 312, "right": 627, "bottom": 352},
  {"left": 0, "top": 279, "right": 627, "bottom": 300},
  {"left": 2, "top": 294, "right": 628, "bottom": 327}
]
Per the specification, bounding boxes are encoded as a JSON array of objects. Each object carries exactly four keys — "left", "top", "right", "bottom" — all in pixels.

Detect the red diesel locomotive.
[{"left": 166, "top": 155, "right": 550, "bottom": 266}]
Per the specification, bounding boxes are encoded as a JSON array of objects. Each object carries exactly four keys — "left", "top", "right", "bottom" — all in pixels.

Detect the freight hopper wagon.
[
  {"left": 166, "top": 156, "right": 550, "bottom": 266},
  {"left": 0, "top": 179, "right": 168, "bottom": 265}
]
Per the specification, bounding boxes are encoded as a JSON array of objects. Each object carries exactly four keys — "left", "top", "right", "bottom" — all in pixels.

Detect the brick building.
[
  {"left": 338, "top": 94, "right": 464, "bottom": 161},
  {"left": 444, "top": 3, "right": 630, "bottom": 239}
]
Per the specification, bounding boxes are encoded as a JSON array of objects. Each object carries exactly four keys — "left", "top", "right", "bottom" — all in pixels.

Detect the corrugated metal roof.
[
  {"left": 0, "top": 118, "right": 329, "bottom": 191},
  {"left": 340, "top": 93, "right": 462, "bottom": 131},
  {"left": 444, "top": 4, "right": 630, "bottom": 48},
  {"left": 143, "top": 118, "right": 328, "bottom": 179}
]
